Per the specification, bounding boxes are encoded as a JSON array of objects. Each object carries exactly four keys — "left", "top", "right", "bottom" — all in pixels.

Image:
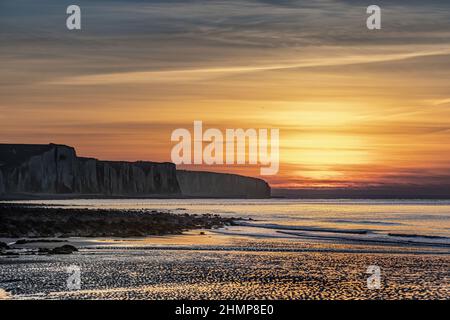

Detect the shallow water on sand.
[{"left": 1, "top": 247, "right": 449, "bottom": 300}]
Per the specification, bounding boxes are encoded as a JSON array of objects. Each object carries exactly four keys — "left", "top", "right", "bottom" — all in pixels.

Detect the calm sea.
[{"left": 7, "top": 199, "right": 450, "bottom": 248}]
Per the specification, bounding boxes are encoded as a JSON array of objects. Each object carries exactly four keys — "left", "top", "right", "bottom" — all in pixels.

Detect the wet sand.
[{"left": 1, "top": 230, "right": 449, "bottom": 300}]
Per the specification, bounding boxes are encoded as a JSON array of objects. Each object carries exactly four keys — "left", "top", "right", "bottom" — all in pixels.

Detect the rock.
[
  {"left": 15, "top": 239, "right": 67, "bottom": 245},
  {"left": 0, "top": 205, "right": 237, "bottom": 238},
  {"left": 49, "top": 245, "right": 78, "bottom": 255}
]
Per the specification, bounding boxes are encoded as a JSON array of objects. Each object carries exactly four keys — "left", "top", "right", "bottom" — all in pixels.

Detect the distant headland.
[{"left": 0, "top": 143, "right": 270, "bottom": 199}]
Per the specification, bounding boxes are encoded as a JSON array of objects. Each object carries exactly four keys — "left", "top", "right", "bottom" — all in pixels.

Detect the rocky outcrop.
[
  {"left": 0, "top": 144, "right": 180, "bottom": 196},
  {"left": 0, "top": 144, "right": 271, "bottom": 198},
  {"left": 0, "top": 204, "right": 237, "bottom": 238},
  {"left": 177, "top": 170, "right": 271, "bottom": 198}
]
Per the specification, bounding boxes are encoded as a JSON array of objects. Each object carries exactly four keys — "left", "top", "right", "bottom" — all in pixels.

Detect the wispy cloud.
[
  {"left": 2, "top": 0, "right": 450, "bottom": 188},
  {"left": 49, "top": 47, "right": 450, "bottom": 85}
]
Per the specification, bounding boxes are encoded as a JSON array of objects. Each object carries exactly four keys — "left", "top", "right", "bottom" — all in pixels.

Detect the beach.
[{"left": 0, "top": 199, "right": 449, "bottom": 300}]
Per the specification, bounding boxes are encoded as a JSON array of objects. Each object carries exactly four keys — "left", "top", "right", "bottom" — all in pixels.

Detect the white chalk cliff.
[{"left": 0, "top": 144, "right": 270, "bottom": 198}]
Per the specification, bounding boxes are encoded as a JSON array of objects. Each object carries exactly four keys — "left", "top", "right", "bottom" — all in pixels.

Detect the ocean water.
[{"left": 9, "top": 199, "right": 450, "bottom": 249}]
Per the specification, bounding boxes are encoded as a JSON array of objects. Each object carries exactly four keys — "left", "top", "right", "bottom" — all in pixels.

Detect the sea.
[{"left": 7, "top": 198, "right": 450, "bottom": 249}]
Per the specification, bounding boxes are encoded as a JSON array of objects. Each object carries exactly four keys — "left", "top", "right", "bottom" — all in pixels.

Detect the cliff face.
[
  {"left": 75, "top": 159, "right": 180, "bottom": 195},
  {"left": 0, "top": 144, "right": 74, "bottom": 194},
  {"left": 177, "top": 170, "right": 271, "bottom": 199},
  {"left": 0, "top": 170, "right": 5, "bottom": 194},
  {"left": 0, "top": 144, "right": 271, "bottom": 198},
  {"left": 0, "top": 144, "right": 180, "bottom": 196}
]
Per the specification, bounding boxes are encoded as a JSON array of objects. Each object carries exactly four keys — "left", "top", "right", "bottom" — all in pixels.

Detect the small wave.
[
  {"left": 237, "top": 222, "right": 369, "bottom": 235},
  {"left": 388, "top": 233, "right": 450, "bottom": 240},
  {"left": 330, "top": 219, "right": 403, "bottom": 226}
]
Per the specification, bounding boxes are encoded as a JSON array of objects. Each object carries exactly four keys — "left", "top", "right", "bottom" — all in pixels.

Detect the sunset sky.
[{"left": 1, "top": 0, "right": 450, "bottom": 188}]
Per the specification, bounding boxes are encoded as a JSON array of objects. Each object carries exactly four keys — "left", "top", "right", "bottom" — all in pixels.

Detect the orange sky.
[{"left": 1, "top": 1, "right": 450, "bottom": 188}]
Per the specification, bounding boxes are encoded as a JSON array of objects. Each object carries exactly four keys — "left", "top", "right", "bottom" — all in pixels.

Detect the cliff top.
[
  {"left": 78, "top": 157, "right": 175, "bottom": 167},
  {"left": 0, "top": 144, "right": 174, "bottom": 168},
  {"left": 0, "top": 143, "right": 74, "bottom": 167}
]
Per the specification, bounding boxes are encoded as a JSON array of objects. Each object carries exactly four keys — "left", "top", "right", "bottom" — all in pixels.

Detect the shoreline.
[{"left": 0, "top": 194, "right": 272, "bottom": 201}]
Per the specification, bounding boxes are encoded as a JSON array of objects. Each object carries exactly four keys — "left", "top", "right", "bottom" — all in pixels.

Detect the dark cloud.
[{"left": 2, "top": 0, "right": 449, "bottom": 77}]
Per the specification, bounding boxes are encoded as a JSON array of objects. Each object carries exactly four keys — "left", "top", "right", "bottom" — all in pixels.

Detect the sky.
[{"left": 1, "top": 0, "right": 450, "bottom": 188}]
